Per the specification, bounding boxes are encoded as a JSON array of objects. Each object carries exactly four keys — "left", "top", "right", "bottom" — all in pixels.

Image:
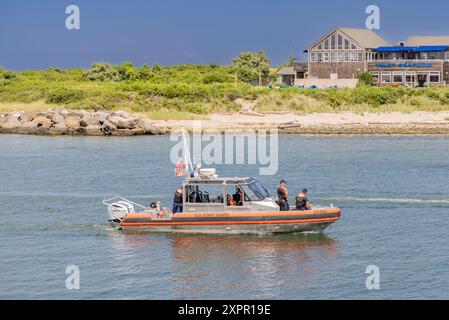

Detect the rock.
[
  {"left": 141, "top": 119, "right": 162, "bottom": 135},
  {"left": 22, "top": 121, "right": 38, "bottom": 128},
  {"left": 65, "top": 115, "right": 81, "bottom": 129},
  {"left": 80, "top": 113, "right": 100, "bottom": 127},
  {"left": 130, "top": 128, "right": 145, "bottom": 135},
  {"left": 95, "top": 112, "right": 110, "bottom": 124},
  {"left": 54, "top": 122, "right": 67, "bottom": 130},
  {"left": 101, "top": 120, "right": 117, "bottom": 135},
  {"left": 2, "top": 116, "right": 22, "bottom": 129},
  {"left": 85, "top": 125, "right": 103, "bottom": 136},
  {"left": 48, "top": 122, "right": 68, "bottom": 135},
  {"left": 0, "top": 114, "right": 6, "bottom": 127},
  {"left": 112, "top": 129, "right": 134, "bottom": 136},
  {"left": 32, "top": 116, "right": 52, "bottom": 129},
  {"left": 109, "top": 116, "right": 138, "bottom": 129},
  {"left": 111, "top": 110, "right": 129, "bottom": 118},
  {"left": 10, "top": 112, "right": 22, "bottom": 120},
  {"left": 20, "top": 111, "right": 37, "bottom": 123},
  {"left": 52, "top": 112, "right": 65, "bottom": 124}
]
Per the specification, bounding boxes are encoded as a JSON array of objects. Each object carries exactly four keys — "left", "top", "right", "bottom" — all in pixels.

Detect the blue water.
[{"left": 1, "top": 135, "right": 449, "bottom": 299}]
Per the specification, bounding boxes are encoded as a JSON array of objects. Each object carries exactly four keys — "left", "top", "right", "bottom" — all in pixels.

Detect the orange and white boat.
[
  {"left": 103, "top": 130, "right": 341, "bottom": 235},
  {"left": 104, "top": 173, "right": 341, "bottom": 235}
]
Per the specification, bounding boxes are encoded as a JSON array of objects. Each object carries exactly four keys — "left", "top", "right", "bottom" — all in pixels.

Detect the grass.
[
  {"left": 0, "top": 100, "right": 61, "bottom": 113},
  {"left": 2, "top": 64, "right": 449, "bottom": 119},
  {"left": 254, "top": 86, "right": 449, "bottom": 114},
  {"left": 144, "top": 110, "right": 209, "bottom": 121}
]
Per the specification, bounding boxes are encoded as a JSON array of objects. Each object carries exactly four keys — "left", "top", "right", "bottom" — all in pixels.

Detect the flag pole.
[{"left": 182, "top": 128, "right": 194, "bottom": 174}]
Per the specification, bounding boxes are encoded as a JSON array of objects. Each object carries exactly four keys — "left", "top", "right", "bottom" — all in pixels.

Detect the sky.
[{"left": 1, "top": 0, "right": 449, "bottom": 70}]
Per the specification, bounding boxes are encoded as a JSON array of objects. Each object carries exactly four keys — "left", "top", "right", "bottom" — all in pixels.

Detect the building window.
[
  {"left": 345, "top": 39, "right": 350, "bottom": 49},
  {"left": 344, "top": 52, "right": 350, "bottom": 62},
  {"left": 317, "top": 43, "right": 322, "bottom": 50},
  {"left": 317, "top": 53, "right": 322, "bottom": 62},
  {"left": 338, "top": 34, "right": 343, "bottom": 50},
  {"left": 430, "top": 72, "right": 440, "bottom": 83},
  {"left": 330, "top": 52, "right": 337, "bottom": 62},
  {"left": 445, "top": 51, "right": 449, "bottom": 61},
  {"left": 351, "top": 43, "right": 357, "bottom": 50},
  {"left": 324, "top": 39, "right": 329, "bottom": 50},
  {"left": 337, "top": 52, "right": 343, "bottom": 62},
  {"left": 350, "top": 52, "right": 357, "bottom": 61},
  {"left": 310, "top": 53, "right": 316, "bottom": 62},
  {"left": 323, "top": 52, "right": 329, "bottom": 62},
  {"left": 428, "top": 52, "right": 437, "bottom": 60},
  {"left": 406, "top": 72, "right": 416, "bottom": 83},
  {"left": 358, "top": 52, "right": 363, "bottom": 61},
  {"left": 393, "top": 72, "right": 403, "bottom": 83},
  {"left": 381, "top": 72, "right": 391, "bottom": 83},
  {"left": 331, "top": 34, "right": 336, "bottom": 49},
  {"left": 296, "top": 72, "right": 305, "bottom": 79}
]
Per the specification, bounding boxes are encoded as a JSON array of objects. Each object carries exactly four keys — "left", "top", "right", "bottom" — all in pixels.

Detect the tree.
[
  {"left": 231, "top": 51, "right": 271, "bottom": 84},
  {"left": 357, "top": 71, "right": 374, "bottom": 87}
]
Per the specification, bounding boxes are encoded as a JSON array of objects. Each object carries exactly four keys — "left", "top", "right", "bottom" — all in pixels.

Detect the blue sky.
[{"left": 1, "top": 0, "right": 449, "bottom": 70}]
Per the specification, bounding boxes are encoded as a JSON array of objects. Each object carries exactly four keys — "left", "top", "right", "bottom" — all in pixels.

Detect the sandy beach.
[{"left": 156, "top": 111, "right": 449, "bottom": 135}]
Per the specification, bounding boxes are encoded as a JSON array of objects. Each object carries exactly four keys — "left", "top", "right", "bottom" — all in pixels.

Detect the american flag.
[{"left": 175, "top": 160, "right": 188, "bottom": 177}]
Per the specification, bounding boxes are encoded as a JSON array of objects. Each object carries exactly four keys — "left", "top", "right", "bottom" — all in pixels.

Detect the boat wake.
[{"left": 318, "top": 196, "right": 449, "bottom": 205}]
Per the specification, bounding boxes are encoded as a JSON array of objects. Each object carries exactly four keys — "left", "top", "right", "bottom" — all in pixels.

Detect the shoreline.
[{"left": 2, "top": 110, "right": 449, "bottom": 136}]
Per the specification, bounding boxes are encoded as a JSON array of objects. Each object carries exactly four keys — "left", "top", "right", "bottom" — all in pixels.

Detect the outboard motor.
[{"left": 107, "top": 201, "right": 135, "bottom": 222}]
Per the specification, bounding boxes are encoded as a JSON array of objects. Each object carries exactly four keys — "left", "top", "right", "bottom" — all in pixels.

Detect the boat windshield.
[{"left": 240, "top": 181, "right": 271, "bottom": 201}]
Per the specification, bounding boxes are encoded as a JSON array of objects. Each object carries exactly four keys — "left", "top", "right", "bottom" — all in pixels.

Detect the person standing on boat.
[
  {"left": 173, "top": 187, "right": 183, "bottom": 213},
  {"left": 277, "top": 179, "right": 290, "bottom": 211}
]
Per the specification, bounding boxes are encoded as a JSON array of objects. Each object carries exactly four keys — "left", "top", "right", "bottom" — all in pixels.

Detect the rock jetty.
[{"left": 0, "top": 110, "right": 163, "bottom": 136}]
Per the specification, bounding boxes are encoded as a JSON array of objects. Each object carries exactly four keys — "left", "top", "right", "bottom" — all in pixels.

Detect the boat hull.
[{"left": 116, "top": 208, "right": 341, "bottom": 236}]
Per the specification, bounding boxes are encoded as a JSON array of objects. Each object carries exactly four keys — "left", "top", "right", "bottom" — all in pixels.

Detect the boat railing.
[{"left": 102, "top": 196, "right": 147, "bottom": 211}]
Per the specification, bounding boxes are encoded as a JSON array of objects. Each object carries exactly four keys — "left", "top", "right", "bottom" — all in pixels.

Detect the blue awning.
[
  {"left": 375, "top": 46, "right": 417, "bottom": 52},
  {"left": 414, "top": 46, "right": 449, "bottom": 52},
  {"left": 374, "top": 46, "right": 449, "bottom": 52}
]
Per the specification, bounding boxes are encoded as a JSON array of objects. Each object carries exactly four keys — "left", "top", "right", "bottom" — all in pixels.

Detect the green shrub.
[
  {"left": 357, "top": 71, "right": 374, "bottom": 87},
  {"left": 409, "top": 98, "right": 422, "bottom": 107},
  {"left": 46, "top": 88, "right": 86, "bottom": 104},
  {"left": 0, "top": 67, "right": 16, "bottom": 80},
  {"left": 83, "top": 63, "right": 120, "bottom": 81}
]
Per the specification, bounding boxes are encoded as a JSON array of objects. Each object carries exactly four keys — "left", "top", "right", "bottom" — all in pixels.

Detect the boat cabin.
[{"left": 181, "top": 176, "right": 279, "bottom": 213}]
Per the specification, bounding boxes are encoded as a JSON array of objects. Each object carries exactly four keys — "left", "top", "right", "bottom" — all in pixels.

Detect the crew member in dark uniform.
[
  {"left": 172, "top": 187, "right": 183, "bottom": 213},
  {"left": 277, "top": 179, "right": 289, "bottom": 211},
  {"left": 233, "top": 187, "right": 244, "bottom": 206},
  {"left": 295, "top": 188, "right": 311, "bottom": 211}
]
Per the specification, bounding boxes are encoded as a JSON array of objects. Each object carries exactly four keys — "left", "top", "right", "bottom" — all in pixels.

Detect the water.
[{"left": 1, "top": 135, "right": 449, "bottom": 299}]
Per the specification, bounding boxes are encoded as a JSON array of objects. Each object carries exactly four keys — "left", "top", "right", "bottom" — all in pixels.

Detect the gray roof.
[
  {"left": 338, "top": 28, "right": 390, "bottom": 48},
  {"left": 277, "top": 67, "right": 295, "bottom": 75},
  {"left": 405, "top": 36, "right": 449, "bottom": 46}
]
